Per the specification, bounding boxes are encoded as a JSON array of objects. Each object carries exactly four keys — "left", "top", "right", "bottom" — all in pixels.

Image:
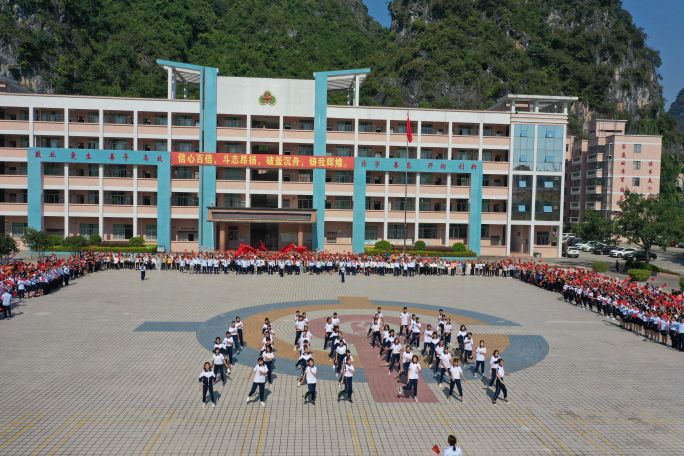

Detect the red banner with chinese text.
[{"left": 171, "top": 152, "right": 354, "bottom": 170}]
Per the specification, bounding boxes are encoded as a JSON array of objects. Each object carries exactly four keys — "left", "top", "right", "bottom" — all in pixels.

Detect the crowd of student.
[
  {"left": 510, "top": 261, "right": 684, "bottom": 351},
  {"left": 0, "top": 253, "right": 106, "bottom": 319},
  {"left": 198, "top": 306, "right": 510, "bottom": 408}
]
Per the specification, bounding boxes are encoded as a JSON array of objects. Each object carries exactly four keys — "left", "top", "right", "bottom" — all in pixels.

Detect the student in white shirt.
[
  {"left": 492, "top": 358, "right": 508, "bottom": 404},
  {"left": 410, "top": 317, "right": 422, "bottom": 348},
  {"left": 488, "top": 350, "right": 500, "bottom": 388},
  {"left": 401, "top": 355, "right": 422, "bottom": 402},
  {"left": 437, "top": 348, "right": 452, "bottom": 387},
  {"left": 235, "top": 316, "right": 245, "bottom": 349},
  {"left": 421, "top": 324, "right": 433, "bottom": 357},
  {"left": 433, "top": 340, "right": 446, "bottom": 374},
  {"left": 387, "top": 337, "right": 402, "bottom": 374},
  {"left": 338, "top": 357, "right": 355, "bottom": 403},
  {"left": 369, "top": 318, "right": 381, "bottom": 348},
  {"left": 335, "top": 339, "right": 347, "bottom": 373},
  {"left": 324, "top": 317, "right": 334, "bottom": 349},
  {"left": 262, "top": 345, "right": 275, "bottom": 385},
  {"left": 246, "top": 357, "right": 269, "bottom": 406},
  {"left": 302, "top": 358, "right": 317, "bottom": 404},
  {"left": 400, "top": 307, "right": 410, "bottom": 336},
  {"left": 448, "top": 357, "right": 466, "bottom": 402},
  {"left": 443, "top": 435, "right": 463, "bottom": 456},
  {"left": 463, "top": 333, "right": 474, "bottom": 364},
  {"left": 211, "top": 347, "right": 228, "bottom": 386},
  {"left": 474, "top": 340, "right": 487, "bottom": 378},
  {"left": 198, "top": 362, "right": 216, "bottom": 407},
  {"left": 400, "top": 345, "right": 413, "bottom": 380}
]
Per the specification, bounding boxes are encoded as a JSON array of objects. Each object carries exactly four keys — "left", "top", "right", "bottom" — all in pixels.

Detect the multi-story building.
[
  {"left": 0, "top": 60, "right": 576, "bottom": 257},
  {"left": 564, "top": 119, "right": 662, "bottom": 224}
]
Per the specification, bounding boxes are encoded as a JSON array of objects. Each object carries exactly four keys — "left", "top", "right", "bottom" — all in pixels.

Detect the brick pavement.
[{"left": 0, "top": 270, "right": 682, "bottom": 455}]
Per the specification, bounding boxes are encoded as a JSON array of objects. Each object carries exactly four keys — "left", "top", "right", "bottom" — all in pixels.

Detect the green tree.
[
  {"left": 21, "top": 227, "right": 51, "bottom": 255},
  {"left": 0, "top": 234, "right": 19, "bottom": 258},
  {"left": 614, "top": 191, "right": 683, "bottom": 262},
  {"left": 573, "top": 210, "right": 614, "bottom": 242}
]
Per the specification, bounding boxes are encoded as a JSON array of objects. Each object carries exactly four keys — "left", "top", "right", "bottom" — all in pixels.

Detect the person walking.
[
  {"left": 246, "top": 357, "right": 269, "bottom": 406},
  {"left": 338, "top": 357, "right": 355, "bottom": 403},
  {"left": 198, "top": 362, "right": 216, "bottom": 407},
  {"left": 211, "top": 346, "right": 228, "bottom": 386},
  {"left": 488, "top": 350, "right": 500, "bottom": 388},
  {"left": 492, "top": 358, "right": 509, "bottom": 404},
  {"left": 140, "top": 264, "right": 146, "bottom": 281},
  {"left": 474, "top": 340, "right": 486, "bottom": 378},
  {"left": 1, "top": 289, "right": 13, "bottom": 319},
  {"left": 400, "top": 355, "right": 422, "bottom": 402},
  {"left": 302, "top": 358, "right": 317, "bottom": 405},
  {"left": 448, "top": 358, "right": 466, "bottom": 403}
]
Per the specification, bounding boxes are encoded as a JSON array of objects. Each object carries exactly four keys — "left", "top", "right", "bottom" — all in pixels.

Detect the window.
[
  {"left": 449, "top": 224, "right": 467, "bottom": 239},
  {"left": 327, "top": 196, "right": 352, "bottom": 209},
  {"left": 141, "top": 194, "right": 156, "bottom": 206},
  {"left": 172, "top": 193, "right": 199, "bottom": 206},
  {"left": 299, "top": 120, "right": 313, "bottom": 130},
  {"left": 421, "top": 123, "right": 433, "bottom": 135},
  {"left": 44, "top": 190, "right": 62, "bottom": 204},
  {"left": 632, "top": 160, "right": 641, "bottom": 170},
  {"left": 418, "top": 224, "right": 438, "bottom": 239},
  {"left": 388, "top": 224, "right": 407, "bottom": 239},
  {"left": 144, "top": 224, "right": 157, "bottom": 240},
  {"left": 391, "top": 198, "right": 414, "bottom": 211},
  {"left": 109, "top": 191, "right": 132, "bottom": 205},
  {"left": 177, "top": 231, "right": 196, "bottom": 242},
  {"left": 633, "top": 144, "right": 641, "bottom": 153},
  {"left": 220, "top": 168, "right": 244, "bottom": 180},
  {"left": 337, "top": 121, "right": 353, "bottom": 132},
  {"left": 481, "top": 224, "right": 490, "bottom": 239},
  {"left": 452, "top": 199, "right": 469, "bottom": 212},
  {"left": 43, "top": 163, "right": 63, "bottom": 176},
  {"left": 358, "top": 122, "right": 373, "bottom": 133},
  {"left": 364, "top": 225, "right": 378, "bottom": 242},
  {"left": 297, "top": 196, "right": 313, "bottom": 209},
  {"left": 79, "top": 224, "right": 98, "bottom": 236},
  {"left": 224, "top": 143, "right": 244, "bottom": 153},
  {"left": 106, "top": 165, "right": 129, "bottom": 178},
  {"left": 325, "top": 231, "right": 337, "bottom": 243},
  {"left": 632, "top": 177, "right": 641, "bottom": 187},
  {"left": 224, "top": 194, "right": 242, "bottom": 208},
  {"left": 11, "top": 222, "right": 27, "bottom": 236},
  {"left": 113, "top": 224, "right": 133, "bottom": 240},
  {"left": 173, "top": 167, "right": 197, "bottom": 180},
  {"left": 535, "top": 231, "right": 550, "bottom": 246},
  {"left": 223, "top": 117, "right": 242, "bottom": 128}
]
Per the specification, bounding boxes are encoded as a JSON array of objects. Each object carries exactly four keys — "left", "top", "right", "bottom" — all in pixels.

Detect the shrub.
[
  {"left": 127, "top": 236, "right": 145, "bottom": 247},
  {"left": 452, "top": 242, "right": 467, "bottom": 252},
  {"left": 47, "top": 234, "right": 63, "bottom": 247},
  {"left": 363, "top": 248, "right": 476, "bottom": 257},
  {"left": 626, "top": 260, "right": 660, "bottom": 272},
  {"left": 374, "top": 240, "right": 391, "bottom": 251},
  {"left": 680, "top": 277, "right": 684, "bottom": 291},
  {"left": 414, "top": 240, "right": 426, "bottom": 251},
  {"left": 85, "top": 245, "right": 157, "bottom": 253},
  {"left": 627, "top": 269, "right": 651, "bottom": 282},
  {"left": 591, "top": 261, "right": 609, "bottom": 273},
  {"left": 88, "top": 234, "right": 102, "bottom": 245},
  {"left": 63, "top": 235, "right": 89, "bottom": 250}
]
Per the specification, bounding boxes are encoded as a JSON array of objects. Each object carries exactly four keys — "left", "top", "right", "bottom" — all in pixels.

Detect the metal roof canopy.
[
  {"left": 314, "top": 68, "right": 371, "bottom": 106},
  {"left": 157, "top": 59, "right": 205, "bottom": 99}
]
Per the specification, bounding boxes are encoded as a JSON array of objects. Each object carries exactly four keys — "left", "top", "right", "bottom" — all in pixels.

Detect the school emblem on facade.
[{"left": 258, "top": 90, "right": 277, "bottom": 106}]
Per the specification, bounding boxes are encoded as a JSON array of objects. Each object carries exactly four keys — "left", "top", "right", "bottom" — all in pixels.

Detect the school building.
[{"left": 0, "top": 60, "right": 577, "bottom": 256}]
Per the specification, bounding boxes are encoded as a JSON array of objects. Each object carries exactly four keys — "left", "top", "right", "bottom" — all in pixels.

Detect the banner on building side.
[{"left": 171, "top": 152, "right": 354, "bottom": 170}]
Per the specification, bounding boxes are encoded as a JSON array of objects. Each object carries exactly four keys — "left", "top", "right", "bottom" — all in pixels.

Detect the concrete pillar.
[
  {"left": 297, "top": 224, "right": 304, "bottom": 246},
  {"left": 218, "top": 223, "right": 227, "bottom": 251}
]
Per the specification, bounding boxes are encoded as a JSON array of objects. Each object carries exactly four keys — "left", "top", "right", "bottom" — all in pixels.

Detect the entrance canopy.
[{"left": 207, "top": 208, "right": 316, "bottom": 224}]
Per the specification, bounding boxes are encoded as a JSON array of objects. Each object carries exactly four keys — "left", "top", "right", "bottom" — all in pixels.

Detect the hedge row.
[
  {"left": 591, "top": 261, "right": 609, "bottom": 273},
  {"left": 364, "top": 248, "right": 476, "bottom": 258},
  {"left": 48, "top": 245, "right": 158, "bottom": 253},
  {"left": 627, "top": 268, "right": 651, "bottom": 282}
]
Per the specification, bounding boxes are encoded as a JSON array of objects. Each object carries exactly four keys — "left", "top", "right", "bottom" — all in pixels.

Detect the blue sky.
[{"left": 363, "top": 0, "right": 683, "bottom": 108}]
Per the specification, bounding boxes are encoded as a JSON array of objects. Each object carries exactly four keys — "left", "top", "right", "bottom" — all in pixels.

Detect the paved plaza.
[{"left": 0, "top": 270, "right": 682, "bottom": 455}]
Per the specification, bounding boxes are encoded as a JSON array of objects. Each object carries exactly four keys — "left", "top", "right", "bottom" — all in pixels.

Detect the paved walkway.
[{"left": 0, "top": 270, "right": 682, "bottom": 455}]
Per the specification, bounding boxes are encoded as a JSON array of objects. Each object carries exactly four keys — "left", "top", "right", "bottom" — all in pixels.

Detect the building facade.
[
  {"left": 0, "top": 61, "right": 575, "bottom": 256},
  {"left": 564, "top": 119, "right": 662, "bottom": 225}
]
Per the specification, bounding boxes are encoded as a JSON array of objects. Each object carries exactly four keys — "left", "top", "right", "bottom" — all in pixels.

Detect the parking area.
[{"left": 551, "top": 245, "right": 684, "bottom": 275}]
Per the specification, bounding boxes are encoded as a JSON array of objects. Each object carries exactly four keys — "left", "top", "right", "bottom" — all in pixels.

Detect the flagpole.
[{"left": 403, "top": 113, "right": 409, "bottom": 252}]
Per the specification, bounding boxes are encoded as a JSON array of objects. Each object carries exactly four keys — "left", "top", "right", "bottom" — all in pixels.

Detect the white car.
[
  {"left": 565, "top": 247, "right": 580, "bottom": 258},
  {"left": 573, "top": 241, "right": 592, "bottom": 251},
  {"left": 609, "top": 247, "right": 636, "bottom": 258}
]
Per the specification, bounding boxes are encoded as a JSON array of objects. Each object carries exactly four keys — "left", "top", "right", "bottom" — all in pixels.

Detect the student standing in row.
[
  {"left": 1, "top": 289, "right": 12, "bottom": 319},
  {"left": 262, "top": 345, "right": 275, "bottom": 385},
  {"left": 303, "top": 358, "right": 317, "bottom": 404},
  {"left": 198, "top": 362, "right": 216, "bottom": 407},
  {"left": 338, "top": 357, "right": 355, "bottom": 403},
  {"left": 211, "top": 347, "right": 228, "bottom": 386},
  {"left": 401, "top": 355, "right": 422, "bottom": 403},
  {"left": 246, "top": 357, "right": 268, "bottom": 406}
]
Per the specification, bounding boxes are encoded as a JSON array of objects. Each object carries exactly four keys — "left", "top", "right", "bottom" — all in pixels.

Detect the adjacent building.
[
  {"left": 0, "top": 60, "right": 576, "bottom": 256},
  {"left": 564, "top": 119, "right": 662, "bottom": 225}
]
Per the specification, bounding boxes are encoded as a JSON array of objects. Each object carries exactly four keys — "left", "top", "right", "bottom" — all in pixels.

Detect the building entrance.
[{"left": 250, "top": 223, "right": 279, "bottom": 250}]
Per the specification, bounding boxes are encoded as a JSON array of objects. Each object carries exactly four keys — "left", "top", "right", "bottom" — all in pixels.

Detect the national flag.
[
  {"left": 259, "top": 240, "right": 267, "bottom": 251},
  {"left": 406, "top": 113, "right": 413, "bottom": 143},
  {"left": 432, "top": 444, "right": 440, "bottom": 454}
]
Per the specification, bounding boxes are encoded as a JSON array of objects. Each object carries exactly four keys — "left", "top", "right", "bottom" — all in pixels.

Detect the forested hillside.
[{"left": 1, "top": 0, "right": 681, "bottom": 176}]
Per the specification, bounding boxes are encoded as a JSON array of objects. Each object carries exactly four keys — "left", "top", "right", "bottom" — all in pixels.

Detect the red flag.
[
  {"left": 259, "top": 241, "right": 267, "bottom": 251},
  {"left": 432, "top": 444, "right": 440, "bottom": 454},
  {"left": 406, "top": 113, "right": 413, "bottom": 143}
]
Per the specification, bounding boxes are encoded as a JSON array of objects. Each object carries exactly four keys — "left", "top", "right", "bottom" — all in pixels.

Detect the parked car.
[
  {"left": 593, "top": 243, "right": 617, "bottom": 255},
  {"left": 565, "top": 247, "right": 580, "bottom": 258},
  {"left": 623, "top": 250, "right": 657, "bottom": 261},
  {"left": 579, "top": 241, "right": 602, "bottom": 252},
  {"left": 610, "top": 247, "right": 637, "bottom": 258},
  {"left": 574, "top": 241, "right": 593, "bottom": 251},
  {"left": 677, "top": 241, "right": 684, "bottom": 248}
]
